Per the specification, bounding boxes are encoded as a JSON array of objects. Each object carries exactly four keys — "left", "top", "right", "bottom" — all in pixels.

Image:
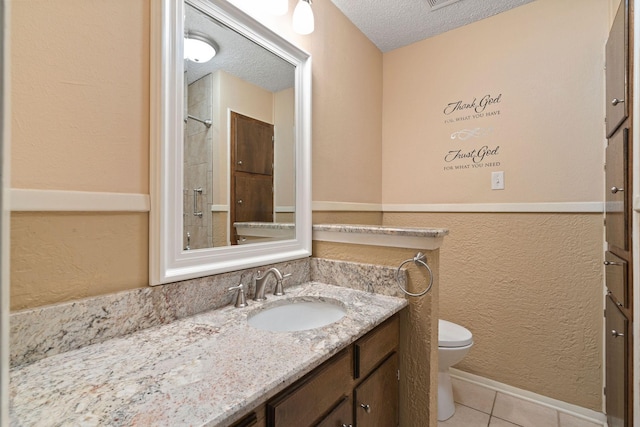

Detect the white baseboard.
[{"left": 450, "top": 368, "right": 607, "bottom": 425}]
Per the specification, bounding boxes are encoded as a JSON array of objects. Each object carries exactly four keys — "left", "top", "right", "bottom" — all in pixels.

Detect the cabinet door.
[
  {"left": 606, "top": 0, "right": 628, "bottom": 137},
  {"left": 605, "top": 251, "right": 628, "bottom": 309},
  {"left": 605, "top": 128, "right": 628, "bottom": 251},
  {"left": 606, "top": 297, "right": 628, "bottom": 427},
  {"left": 268, "top": 349, "right": 352, "bottom": 426},
  {"left": 354, "top": 353, "right": 399, "bottom": 427},
  {"left": 354, "top": 316, "right": 399, "bottom": 380},
  {"left": 315, "top": 396, "right": 353, "bottom": 427}
]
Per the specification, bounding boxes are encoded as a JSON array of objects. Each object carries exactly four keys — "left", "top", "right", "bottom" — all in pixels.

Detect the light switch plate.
[{"left": 491, "top": 171, "right": 505, "bottom": 190}]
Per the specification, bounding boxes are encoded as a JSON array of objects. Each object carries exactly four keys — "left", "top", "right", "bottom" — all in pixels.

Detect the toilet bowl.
[{"left": 438, "top": 319, "right": 473, "bottom": 421}]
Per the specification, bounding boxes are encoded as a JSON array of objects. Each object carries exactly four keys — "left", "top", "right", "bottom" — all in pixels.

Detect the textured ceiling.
[
  {"left": 329, "top": 0, "right": 536, "bottom": 52},
  {"left": 185, "top": 3, "right": 295, "bottom": 91}
]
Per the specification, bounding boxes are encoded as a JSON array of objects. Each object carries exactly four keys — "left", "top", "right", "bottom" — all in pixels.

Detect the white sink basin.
[{"left": 248, "top": 298, "right": 347, "bottom": 332}]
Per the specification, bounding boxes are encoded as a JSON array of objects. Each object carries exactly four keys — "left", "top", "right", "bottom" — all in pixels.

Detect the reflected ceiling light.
[
  {"left": 269, "top": 0, "right": 289, "bottom": 16},
  {"left": 292, "top": 0, "right": 314, "bottom": 35},
  {"left": 184, "top": 32, "right": 218, "bottom": 63}
]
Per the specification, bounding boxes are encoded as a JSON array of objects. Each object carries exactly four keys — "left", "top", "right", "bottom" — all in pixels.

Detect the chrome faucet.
[{"left": 254, "top": 267, "right": 288, "bottom": 301}]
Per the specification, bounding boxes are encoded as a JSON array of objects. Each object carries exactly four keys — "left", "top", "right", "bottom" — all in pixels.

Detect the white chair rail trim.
[{"left": 10, "top": 189, "right": 150, "bottom": 212}]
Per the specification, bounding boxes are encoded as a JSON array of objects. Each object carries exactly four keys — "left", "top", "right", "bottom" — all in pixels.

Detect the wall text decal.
[
  {"left": 441, "top": 93, "right": 503, "bottom": 172},
  {"left": 450, "top": 127, "right": 493, "bottom": 141}
]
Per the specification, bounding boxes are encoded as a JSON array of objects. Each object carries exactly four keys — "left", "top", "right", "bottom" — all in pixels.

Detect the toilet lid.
[{"left": 439, "top": 319, "right": 473, "bottom": 347}]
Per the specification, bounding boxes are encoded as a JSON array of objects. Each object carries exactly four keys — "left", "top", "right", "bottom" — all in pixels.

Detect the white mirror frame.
[{"left": 150, "top": 0, "right": 312, "bottom": 285}]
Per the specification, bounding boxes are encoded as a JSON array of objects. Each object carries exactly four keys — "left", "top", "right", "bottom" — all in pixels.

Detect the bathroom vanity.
[{"left": 9, "top": 281, "right": 406, "bottom": 426}]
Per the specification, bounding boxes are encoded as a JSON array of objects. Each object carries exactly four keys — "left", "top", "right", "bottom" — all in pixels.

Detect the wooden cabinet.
[
  {"left": 316, "top": 396, "right": 353, "bottom": 427},
  {"left": 606, "top": 0, "right": 629, "bottom": 137},
  {"left": 354, "top": 353, "right": 399, "bottom": 427},
  {"left": 605, "top": 128, "right": 629, "bottom": 252},
  {"left": 604, "top": 1, "right": 633, "bottom": 426},
  {"left": 267, "top": 348, "right": 353, "bottom": 426},
  {"left": 606, "top": 297, "right": 629, "bottom": 427},
  {"left": 265, "top": 314, "right": 400, "bottom": 427}
]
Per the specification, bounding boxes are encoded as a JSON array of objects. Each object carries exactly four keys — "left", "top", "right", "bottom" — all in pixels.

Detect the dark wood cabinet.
[
  {"left": 605, "top": 1, "right": 633, "bottom": 426},
  {"left": 354, "top": 353, "right": 399, "bottom": 427},
  {"left": 264, "top": 315, "right": 400, "bottom": 427},
  {"left": 605, "top": 128, "right": 629, "bottom": 252},
  {"left": 606, "top": 297, "right": 629, "bottom": 427},
  {"left": 606, "top": 0, "right": 629, "bottom": 138},
  {"left": 267, "top": 348, "right": 353, "bottom": 426},
  {"left": 315, "top": 396, "right": 353, "bottom": 427}
]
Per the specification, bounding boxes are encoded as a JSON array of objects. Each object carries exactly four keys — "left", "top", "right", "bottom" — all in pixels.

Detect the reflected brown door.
[{"left": 230, "top": 112, "right": 274, "bottom": 244}]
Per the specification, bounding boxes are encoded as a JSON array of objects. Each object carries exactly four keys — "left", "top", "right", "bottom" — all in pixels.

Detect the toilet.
[{"left": 438, "top": 319, "right": 474, "bottom": 421}]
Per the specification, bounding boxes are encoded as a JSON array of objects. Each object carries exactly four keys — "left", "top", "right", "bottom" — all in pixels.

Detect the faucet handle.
[
  {"left": 273, "top": 273, "right": 292, "bottom": 296},
  {"left": 228, "top": 284, "right": 247, "bottom": 308}
]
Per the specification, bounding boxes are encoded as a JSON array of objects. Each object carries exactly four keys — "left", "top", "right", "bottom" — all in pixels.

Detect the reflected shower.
[{"left": 185, "top": 114, "right": 212, "bottom": 128}]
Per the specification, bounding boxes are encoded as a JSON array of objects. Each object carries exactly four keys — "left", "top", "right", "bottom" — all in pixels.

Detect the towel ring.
[{"left": 396, "top": 252, "right": 433, "bottom": 297}]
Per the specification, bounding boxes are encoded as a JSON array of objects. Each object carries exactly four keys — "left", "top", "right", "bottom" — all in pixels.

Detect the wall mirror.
[{"left": 151, "top": 0, "right": 312, "bottom": 285}]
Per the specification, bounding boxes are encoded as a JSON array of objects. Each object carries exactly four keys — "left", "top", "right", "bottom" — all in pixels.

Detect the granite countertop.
[
  {"left": 10, "top": 282, "right": 407, "bottom": 427},
  {"left": 312, "top": 224, "right": 449, "bottom": 238},
  {"left": 233, "top": 222, "right": 295, "bottom": 230}
]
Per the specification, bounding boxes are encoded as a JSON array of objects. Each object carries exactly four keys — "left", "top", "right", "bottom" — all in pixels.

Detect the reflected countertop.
[
  {"left": 234, "top": 222, "right": 295, "bottom": 230},
  {"left": 10, "top": 282, "right": 406, "bottom": 427}
]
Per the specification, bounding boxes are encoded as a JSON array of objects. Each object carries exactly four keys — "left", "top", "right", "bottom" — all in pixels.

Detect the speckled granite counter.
[
  {"left": 313, "top": 224, "right": 449, "bottom": 250},
  {"left": 10, "top": 282, "right": 406, "bottom": 427}
]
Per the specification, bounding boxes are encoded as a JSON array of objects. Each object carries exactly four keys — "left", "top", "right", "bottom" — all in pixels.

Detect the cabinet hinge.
[{"left": 604, "top": 386, "right": 607, "bottom": 396}]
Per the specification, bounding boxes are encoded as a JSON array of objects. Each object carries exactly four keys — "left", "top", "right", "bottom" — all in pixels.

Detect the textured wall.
[
  {"left": 381, "top": 0, "right": 607, "bottom": 205},
  {"left": 313, "top": 241, "right": 439, "bottom": 427},
  {"left": 11, "top": 0, "right": 150, "bottom": 193},
  {"left": 384, "top": 212, "right": 604, "bottom": 410},
  {"left": 10, "top": 0, "right": 383, "bottom": 310},
  {"left": 11, "top": 212, "right": 148, "bottom": 311}
]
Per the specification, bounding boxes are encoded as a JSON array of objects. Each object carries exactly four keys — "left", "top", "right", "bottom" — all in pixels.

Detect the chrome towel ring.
[{"left": 396, "top": 252, "right": 433, "bottom": 297}]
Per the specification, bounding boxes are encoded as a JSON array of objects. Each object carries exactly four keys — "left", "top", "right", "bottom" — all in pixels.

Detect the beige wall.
[
  {"left": 274, "top": 87, "right": 295, "bottom": 209},
  {"left": 382, "top": 0, "right": 607, "bottom": 204},
  {"left": 10, "top": 0, "right": 151, "bottom": 310},
  {"left": 384, "top": 212, "right": 603, "bottom": 410},
  {"left": 11, "top": 0, "right": 149, "bottom": 193},
  {"left": 9, "top": 0, "right": 383, "bottom": 310},
  {"left": 379, "top": 0, "right": 608, "bottom": 411}
]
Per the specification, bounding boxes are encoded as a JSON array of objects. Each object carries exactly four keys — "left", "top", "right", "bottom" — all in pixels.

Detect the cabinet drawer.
[
  {"left": 267, "top": 348, "right": 353, "bottom": 426},
  {"left": 231, "top": 409, "right": 266, "bottom": 427},
  {"left": 354, "top": 315, "right": 399, "bottom": 379},
  {"left": 605, "top": 127, "right": 628, "bottom": 251},
  {"left": 606, "top": 0, "right": 628, "bottom": 137},
  {"left": 605, "top": 251, "right": 628, "bottom": 309}
]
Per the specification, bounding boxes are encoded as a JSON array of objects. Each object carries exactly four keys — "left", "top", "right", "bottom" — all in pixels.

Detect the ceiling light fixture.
[
  {"left": 184, "top": 32, "right": 218, "bottom": 63},
  {"left": 292, "top": 0, "right": 314, "bottom": 35}
]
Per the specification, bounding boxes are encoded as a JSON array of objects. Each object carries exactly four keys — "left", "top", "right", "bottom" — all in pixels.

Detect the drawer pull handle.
[
  {"left": 611, "top": 329, "right": 624, "bottom": 338},
  {"left": 611, "top": 186, "right": 624, "bottom": 194},
  {"left": 360, "top": 403, "right": 371, "bottom": 413},
  {"left": 612, "top": 98, "right": 625, "bottom": 106},
  {"left": 341, "top": 425, "right": 353, "bottom": 427},
  {"left": 604, "top": 261, "right": 623, "bottom": 266}
]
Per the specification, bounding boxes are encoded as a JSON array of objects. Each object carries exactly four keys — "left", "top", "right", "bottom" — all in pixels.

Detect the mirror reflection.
[{"left": 183, "top": 2, "right": 296, "bottom": 250}]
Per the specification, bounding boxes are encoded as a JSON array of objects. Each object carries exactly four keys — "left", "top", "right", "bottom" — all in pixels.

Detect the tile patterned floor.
[{"left": 437, "top": 378, "right": 604, "bottom": 427}]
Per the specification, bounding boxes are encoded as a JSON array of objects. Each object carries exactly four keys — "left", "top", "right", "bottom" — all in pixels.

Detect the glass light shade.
[
  {"left": 184, "top": 37, "right": 216, "bottom": 63},
  {"left": 269, "top": 0, "right": 289, "bottom": 15},
  {"left": 292, "top": 0, "right": 314, "bottom": 35}
]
